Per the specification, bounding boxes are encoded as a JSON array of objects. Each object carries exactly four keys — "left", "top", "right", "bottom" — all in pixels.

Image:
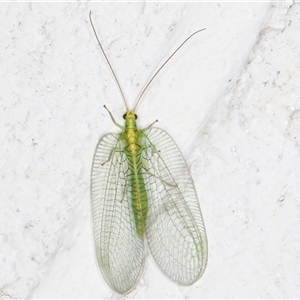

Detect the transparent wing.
[
  {"left": 91, "top": 133, "right": 144, "bottom": 294},
  {"left": 142, "top": 128, "right": 208, "bottom": 285}
]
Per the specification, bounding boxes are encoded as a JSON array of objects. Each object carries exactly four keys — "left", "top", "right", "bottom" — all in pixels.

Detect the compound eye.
[
  {"left": 135, "top": 114, "right": 138, "bottom": 120},
  {"left": 123, "top": 113, "right": 126, "bottom": 119}
]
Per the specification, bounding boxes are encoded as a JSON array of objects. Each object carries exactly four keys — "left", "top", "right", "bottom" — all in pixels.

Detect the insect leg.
[
  {"left": 142, "top": 164, "right": 178, "bottom": 188},
  {"left": 142, "top": 119, "right": 158, "bottom": 131},
  {"left": 141, "top": 143, "right": 178, "bottom": 188},
  {"left": 101, "top": 144, "right": 124, "bottom": 166},
  {"left": 120, "top": 174, "right": 130, "bottom": 202},
  {"left": 101, "top": 147, "right": 117, "bottom": 166},
  {"left": 103, "top": 105, "right": 124, "bottom": 130}
]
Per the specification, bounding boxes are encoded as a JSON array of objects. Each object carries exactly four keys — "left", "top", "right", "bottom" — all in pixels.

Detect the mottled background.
[{"left": 1, "top": 1, "right": 299, "bottom": 298}]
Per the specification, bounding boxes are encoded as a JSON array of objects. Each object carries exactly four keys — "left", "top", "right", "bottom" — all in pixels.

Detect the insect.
[{"left": 89, "top": 11, "right": 208, "bottom": 294}]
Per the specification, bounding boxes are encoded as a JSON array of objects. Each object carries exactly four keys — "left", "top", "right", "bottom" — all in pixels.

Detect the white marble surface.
[{"left": 1, "top": 1, "right": 300, "bottom": 298}]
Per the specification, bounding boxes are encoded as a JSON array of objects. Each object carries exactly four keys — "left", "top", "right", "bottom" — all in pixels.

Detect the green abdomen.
[{"left": 128, "top": 153, "right": 148, "bottom": 238}]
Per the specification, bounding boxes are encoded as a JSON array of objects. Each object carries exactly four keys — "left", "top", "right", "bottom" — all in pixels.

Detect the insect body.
[
  {"left": 89, "top": 11, "right": 208, "bottom": 294},
  {"left": 122, "top": 110, "right": 148, "bottom": 238}
]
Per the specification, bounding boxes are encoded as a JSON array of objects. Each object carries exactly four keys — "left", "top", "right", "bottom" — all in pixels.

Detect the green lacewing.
[{"left": 89, "top": 11, "right": 208, "bottom": 294}]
